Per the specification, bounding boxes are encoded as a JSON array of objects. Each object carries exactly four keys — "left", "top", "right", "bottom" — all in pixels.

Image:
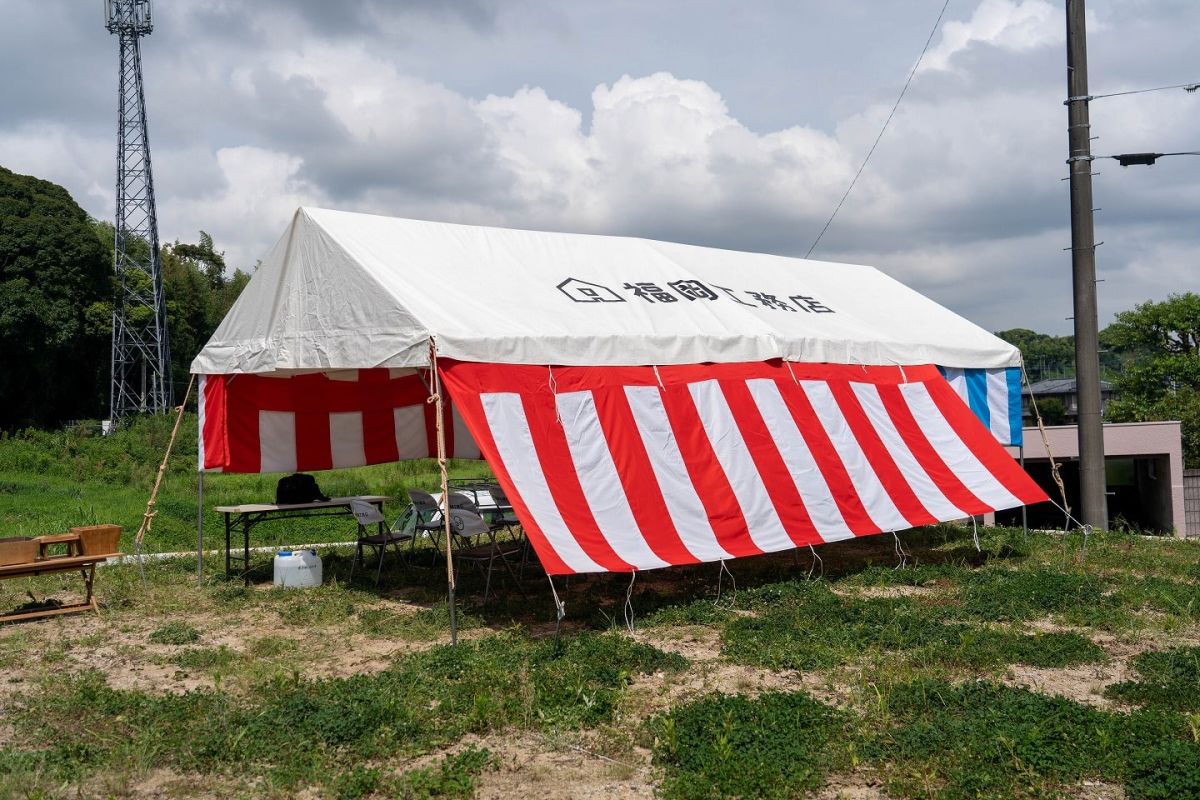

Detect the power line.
[
  {"left": 1087, "top": 81, "right": 1200, "bottom": 101},
  {"left": 805, "top": 0, "right": 952, "bottom": 259}
]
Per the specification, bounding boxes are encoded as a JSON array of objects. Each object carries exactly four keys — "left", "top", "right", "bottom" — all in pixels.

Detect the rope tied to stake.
[
  {"left": 892, "top": 531, "right": 910, "bottom": 569},
  {"left": 547, "top": 575, "right": 565, "bottom": 647},
  {"left": 1020, "top": 361, "right": 1072, "bottom": 529},
  {"left": 623, "top": 571, "right": 637, "bottom": 634},
  {"left": 807, "top": 544, "right": 824, "bottom": 579},
  {"left": 716, "top": 559, "right": 737, "bottom": 607}
]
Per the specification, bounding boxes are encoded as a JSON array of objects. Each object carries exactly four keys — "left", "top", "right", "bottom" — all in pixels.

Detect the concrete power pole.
[{"left": 1065, "top": 0, "right": 1108, "bottom": 530}]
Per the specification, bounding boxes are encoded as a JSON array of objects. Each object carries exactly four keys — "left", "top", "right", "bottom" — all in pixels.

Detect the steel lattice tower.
[{"left": 107, "top": 0, "right": 172, "bottom": 419}]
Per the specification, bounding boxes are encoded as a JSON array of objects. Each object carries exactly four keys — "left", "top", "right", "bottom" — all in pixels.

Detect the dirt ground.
[{"left": 3, "top": 530, "right": 1198, "bottom": 799}]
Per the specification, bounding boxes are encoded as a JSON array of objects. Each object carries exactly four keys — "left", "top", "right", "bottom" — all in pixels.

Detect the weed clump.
[
  {"left": 332, "top": 747, "right": 494, "bottom": 800},
  {"left": 720, "top": 579, "right": 1104, "bottom": 671},
  {"left": 1105, "top": 646, "right": 1200, "bottom": 711},
  {"left": 870, "top": 679, "right": 1198, "bottom": 800},
  {"left": 357, "top": 603, "right": 478, "bottom": 641},
  {"left": 1125, "top": 739, "right": 1200, "bottom": 800},
  {"left": 651, "top": 691, "right": 846, "bottom": 799},
  {"left": 959, "top": 567, "right": 1107, "bottom": 621},
  {"left": 640, "top": 598, "right": 734, "bottom": 628},
  {"left": 147, "top": 620, "right": 201, "bottom": 645},
  {"left": 838, "top": 562, "right": 969, "bottom": 589}
]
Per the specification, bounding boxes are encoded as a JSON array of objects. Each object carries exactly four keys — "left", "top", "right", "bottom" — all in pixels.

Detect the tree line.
[{"left": 0, "top": 166, "right": 247, "bottom": 429}]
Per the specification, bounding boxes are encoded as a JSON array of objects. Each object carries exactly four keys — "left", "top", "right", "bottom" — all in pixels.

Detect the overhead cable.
[
  {"left": 1087, "top": 81, "right": 1200, "bottom": 101},
  {"left": 805, "top": 0, "right": 952, "bottom": 258}
]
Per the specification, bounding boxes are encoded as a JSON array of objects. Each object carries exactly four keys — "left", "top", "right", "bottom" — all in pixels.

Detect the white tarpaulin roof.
[{"left": 191, "top": 207, "right": 1020, "bottom": 374}]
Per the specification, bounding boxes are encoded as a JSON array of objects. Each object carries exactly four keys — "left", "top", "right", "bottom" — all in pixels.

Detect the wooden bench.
[
  {"left": 0, "top": 529, "right": 121, "bottom": 623},
  {"left": 0, "top": 554, "right": 120, "bottom": 622}
]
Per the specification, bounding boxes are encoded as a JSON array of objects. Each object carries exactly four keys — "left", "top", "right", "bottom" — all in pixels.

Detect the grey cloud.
[{"left": 1, "top": 0, "right": 1196, "bottom": 338}]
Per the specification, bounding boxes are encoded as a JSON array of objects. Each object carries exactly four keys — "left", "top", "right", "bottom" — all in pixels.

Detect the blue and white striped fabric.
[{"left": 937, "top": 367, "right": 1023, "bottom": 446}]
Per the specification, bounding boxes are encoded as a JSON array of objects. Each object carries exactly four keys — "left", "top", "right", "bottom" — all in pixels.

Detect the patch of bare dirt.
[
  {"left": 1070, "top": 781, "right": 1125, "bottom": 800},
  {"left": 627, "top": 625, "right": 851, "bottom": 715},
  {"left": 833, "top": 584, "right": 943, "bottom": 599},
  {"left": 471, "top": 732, "right": 656, "bottom": 800},
  {"left": 1003, "top": 620, "right": 1200, "bottom": 708},
  {"left": 812, "top": 770, "right": 889, "bottom": 799},
  {"left": 0, "top": 592, "right": 501, "bottom": 699},
  {"left": 126, "top": 768, "right": 245, "bottom": 799}
]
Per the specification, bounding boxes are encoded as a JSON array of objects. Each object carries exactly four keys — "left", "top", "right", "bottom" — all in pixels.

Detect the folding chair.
[
  {"left": 348, "top": 499, "right": 413, "bottom": 586},
  {"left": 448, "top": 492, "right": 525, "bottom": 601},
  {"left": 407, "top": 489, "right": 448, "bottom": 561},
  {"left": 482, "top": 484, "right": 521, "bottom": 530},
  {"left": 486, "top": 484, "right": 531, "bottom": 576}
]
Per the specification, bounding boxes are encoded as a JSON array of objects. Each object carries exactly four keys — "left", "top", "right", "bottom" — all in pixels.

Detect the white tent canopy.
[{"left": 191, "top": 207, "right": 1019, "bottom": 375}]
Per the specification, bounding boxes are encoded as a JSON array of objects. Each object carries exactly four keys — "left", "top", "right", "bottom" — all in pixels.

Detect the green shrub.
[{"left": 651, "top": 692, "right": 846, "bottom": 799}]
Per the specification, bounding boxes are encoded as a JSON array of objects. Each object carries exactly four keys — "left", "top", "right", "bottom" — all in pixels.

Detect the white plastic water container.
[{"left": 273, "top": 549, "right": 323, "bottom": 589}]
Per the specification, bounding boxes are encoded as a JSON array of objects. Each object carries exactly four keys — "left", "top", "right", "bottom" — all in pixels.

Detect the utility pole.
[{"left": 1065, "top": 0, "right": 1108, "bottom": 531}]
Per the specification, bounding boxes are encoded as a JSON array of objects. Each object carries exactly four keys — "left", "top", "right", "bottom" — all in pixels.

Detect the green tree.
[
  {"left": 1035, "top": 397, "right": 1067, "bottom": 426},
  {"left": 0, "top": 166, "right": 111, "bottom": 428},
  {"left": 161, "top": 231, "right": 249, "bottom": 393},
  {"left": 1105, "top": 293, "right": 1200, "bottom": 467},
  {"left": 995, "top": 328, "right": 1076, "bottom": 381},
  {"left": 89, "top": 223, "right": 251, "bottom": 406}
]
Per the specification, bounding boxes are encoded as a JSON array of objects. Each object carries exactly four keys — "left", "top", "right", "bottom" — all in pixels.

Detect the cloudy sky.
[{"left": 2, "top": 0, "right": 1196, "bottom": 334}]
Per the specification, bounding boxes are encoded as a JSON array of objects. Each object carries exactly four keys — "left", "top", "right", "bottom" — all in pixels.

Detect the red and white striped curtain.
[
  {"left": 198, "top": 368, "right": 479, "bottom": 473},
  {"left": 439, "top": 360, "right": 1046, "bottom": 575},
  {"left": 199, "top": 359, "right": 1046, "bottom": 575}
]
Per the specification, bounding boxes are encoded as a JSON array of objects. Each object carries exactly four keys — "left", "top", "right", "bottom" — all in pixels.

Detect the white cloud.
[
  {"left": 161, "top": 146, "right": 326, "bottom": 269},
  {"left": 919, "top": 0, "right": 1061, "bottom": 74},
  {"left": 3, "top": 0, "right": 1196, "bottom": 334},
  {"left": 0, "top": 124, "right": 112, "bottom": 213}
]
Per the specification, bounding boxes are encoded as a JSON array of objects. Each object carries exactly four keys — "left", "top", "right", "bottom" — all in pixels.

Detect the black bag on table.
[{"left": 275, "top": 473, "right": 330, "bottom": 505}]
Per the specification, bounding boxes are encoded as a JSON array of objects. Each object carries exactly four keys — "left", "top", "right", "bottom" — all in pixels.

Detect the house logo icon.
[{"left": 557, "top": 277, "right": 626, "bottom": 303}]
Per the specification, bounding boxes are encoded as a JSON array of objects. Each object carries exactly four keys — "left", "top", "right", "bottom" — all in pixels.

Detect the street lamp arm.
[{"left": 1102, "top": 151, "right": 1200, "bottom": 166}]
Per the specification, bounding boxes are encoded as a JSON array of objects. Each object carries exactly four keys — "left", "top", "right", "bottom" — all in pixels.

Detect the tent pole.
[
  {"left": 1020, "top": 445, "right": 1028, "bottom": 539},
  {"left": 430, "top": 340, "right": 458, "bottom": 646},
  {"left": 197, "top": 470, "right": 205, "bottom": 583}
]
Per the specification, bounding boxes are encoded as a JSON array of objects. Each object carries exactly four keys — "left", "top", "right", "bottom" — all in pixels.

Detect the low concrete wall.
[{"left": 1010, "top": 421, "right": 1186, "bottom": 536}]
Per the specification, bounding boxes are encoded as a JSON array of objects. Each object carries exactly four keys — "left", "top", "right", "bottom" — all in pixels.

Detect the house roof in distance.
[{"left": 1024, "top": 378, "right": 1114, "bottom": 395}]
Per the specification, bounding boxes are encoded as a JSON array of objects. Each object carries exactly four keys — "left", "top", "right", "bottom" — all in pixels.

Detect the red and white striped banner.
[
  {"left": 199, "top": 369, "right": 480, "bottom": 473},
  {"left": 439, "top": 360, "right": 1047, "bottom": 575}
]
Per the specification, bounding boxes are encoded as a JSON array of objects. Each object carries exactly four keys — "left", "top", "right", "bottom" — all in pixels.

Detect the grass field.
[
  {"left": 0, "top": 414, "right": 493, "bottom": 553},
  {"left": 1, "top": 422, "right": 1200, "bottom": 798}
]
